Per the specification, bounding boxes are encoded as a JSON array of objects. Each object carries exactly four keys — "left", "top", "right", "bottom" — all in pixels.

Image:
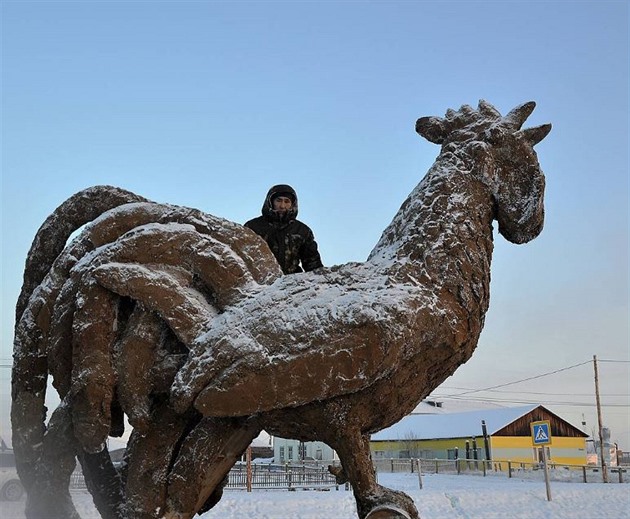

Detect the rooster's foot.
[
  {"left": 358, "top": 485, "right": 419, "bottom": 519},
  {"left": 365, "top": 504, "right": 412, "bottom": 519}
]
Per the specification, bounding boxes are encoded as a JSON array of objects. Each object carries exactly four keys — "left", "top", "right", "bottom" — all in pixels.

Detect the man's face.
[{"left": 272, "top": 196, "right": 293, "bottom": 213}]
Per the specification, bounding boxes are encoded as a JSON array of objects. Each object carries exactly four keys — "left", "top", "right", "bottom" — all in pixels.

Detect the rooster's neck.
[{"left": 368, "top": 152, "right": 495, "bottom": 317}]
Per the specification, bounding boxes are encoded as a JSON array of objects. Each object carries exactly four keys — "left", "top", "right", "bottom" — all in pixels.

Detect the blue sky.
[{"left": 1, "top": 2, "right": 628, "bottom": 450}]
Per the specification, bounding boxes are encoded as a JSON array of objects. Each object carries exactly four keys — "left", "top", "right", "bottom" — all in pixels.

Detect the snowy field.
[{"left": 3, "top": 473, "right": 629, "bottom": 519}]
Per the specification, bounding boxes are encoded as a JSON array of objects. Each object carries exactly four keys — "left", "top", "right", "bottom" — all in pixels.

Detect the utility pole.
[
  {"left": 481, "top": 420, "right": 491, "bottom": 461},
  {"left": 593, "top": 355, "right": 608, "bottom": 483}
]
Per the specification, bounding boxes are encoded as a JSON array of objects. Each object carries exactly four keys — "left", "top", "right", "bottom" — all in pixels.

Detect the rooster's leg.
[
  {"left": 24, "top": 404, "right": 81, "bottom": 519},
  {"left": 165, "top": 416, "right": 261, "bottom": 518},
  {"left": 333, "top": 429, "right": 419, "bottom": 519}
]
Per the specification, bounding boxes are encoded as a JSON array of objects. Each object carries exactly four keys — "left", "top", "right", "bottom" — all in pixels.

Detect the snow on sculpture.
[{"left": 12, "top": 100, "right": 551, "bottom": 519}]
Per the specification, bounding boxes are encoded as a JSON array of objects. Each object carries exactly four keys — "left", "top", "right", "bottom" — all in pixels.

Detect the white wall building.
[{"left": 272, "top": 437, "right": 337, "bottom": 464}]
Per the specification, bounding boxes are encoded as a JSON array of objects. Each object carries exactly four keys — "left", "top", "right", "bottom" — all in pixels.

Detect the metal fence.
[
  {"left": 374, "top": 458, "right": 629, "bottom": 484},
  {"left": 69, "top": 462, "right": 341, "bottom": 492},
  {"left": 227, "top": 462, "right": 341, "bottom": 490},
  {"left": 69, "top": 471, "right": 87, "bottom": 490}
]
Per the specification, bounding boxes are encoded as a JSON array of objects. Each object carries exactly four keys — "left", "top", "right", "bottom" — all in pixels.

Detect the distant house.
[
  {"left": 272, "top": 437, "right": 338, "bottom": 464},
  {"left": 370, "top": 405, "right": 588, "bottom": 465},
  {"left": 249, "top": 433, "right": 274, "bottom": 460}
]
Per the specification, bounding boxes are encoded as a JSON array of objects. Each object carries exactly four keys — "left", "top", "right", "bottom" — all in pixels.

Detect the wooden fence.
[
  {"left": 373, "top": 458, "right": 629, "bottom": 484},
  {"left": 68, "top": 458, "right": 628, "bottom": 492}
]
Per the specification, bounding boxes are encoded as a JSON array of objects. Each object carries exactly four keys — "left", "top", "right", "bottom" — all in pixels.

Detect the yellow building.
[{"left": 370, "top": 405, "right": 588, "bottom": 465}]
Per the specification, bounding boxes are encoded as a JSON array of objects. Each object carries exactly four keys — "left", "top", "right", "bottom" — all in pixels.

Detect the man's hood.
[{"left": 262, "top": 184, "right": 298, "bottom": 221}]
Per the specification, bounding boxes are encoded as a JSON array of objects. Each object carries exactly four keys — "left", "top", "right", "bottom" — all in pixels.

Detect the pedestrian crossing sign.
[{"left": 531, "top": 420, "right": 552, "bottom": 445}]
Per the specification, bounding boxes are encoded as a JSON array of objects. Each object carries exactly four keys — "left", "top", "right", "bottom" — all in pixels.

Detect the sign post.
[{"left": 531, "top": 420, "right": 552, "bottom": 501}]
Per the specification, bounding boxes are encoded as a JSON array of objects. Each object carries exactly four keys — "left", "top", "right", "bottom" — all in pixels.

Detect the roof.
[
  {"left": 410, "top": 400, "right": 448, "bottom": 414},
  {"left": 371, "top": 405, "right": 540, "bottom": 441},
  {"left": 410, "top": 398, "right": 506, "bottom": 415}
]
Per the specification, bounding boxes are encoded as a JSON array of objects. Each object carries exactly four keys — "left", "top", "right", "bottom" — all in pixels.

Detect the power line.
[
  {"left": 438, "top": 386, "right": 629, "bottom": 397},
  {"left": 430, "top": 394, "right": 629, "bottom": 408},
  {"left": 440, "top": 360, "right": 593, "bottom": 398}
]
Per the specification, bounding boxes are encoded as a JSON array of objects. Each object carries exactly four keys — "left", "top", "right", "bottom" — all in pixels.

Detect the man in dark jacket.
[{"left": 245, "top": 184, "right": 323, "bottom": 275}]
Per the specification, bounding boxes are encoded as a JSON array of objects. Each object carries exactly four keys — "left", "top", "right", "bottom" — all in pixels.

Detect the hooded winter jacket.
[{"left": 245, "top": 184, "right": 323, "bottom": 275}]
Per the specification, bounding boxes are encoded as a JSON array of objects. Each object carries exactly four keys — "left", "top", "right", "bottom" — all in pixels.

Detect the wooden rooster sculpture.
[{"left": 12, "top": 100, "right": 551, "bottom": 519}]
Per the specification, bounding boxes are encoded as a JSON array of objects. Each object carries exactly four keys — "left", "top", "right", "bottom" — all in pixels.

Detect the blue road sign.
[{"left": 531, "top": 420, "right": 552, "bottom": 445}]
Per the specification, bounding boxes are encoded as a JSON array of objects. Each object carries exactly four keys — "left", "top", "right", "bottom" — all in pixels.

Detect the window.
[
  {"left": 316, "top": 449, "right": 323, "bottom": 461},
  {"left": 373, "top": 451, "right": 385, "bottom": 459},
  {"left": 447, "top": 449, "right": 458, "bottom": 460},
  {"left": 398, "top": 450, "right": 410, "bottom": 459},
  {"left": 288, "top": 446, "right": 293, "bottom": 460},
  {"left": 279, "top": 447, "right": 285, "bottom": 463},
  {"left": 0, "top": 452, "right": 16, "bottom": 468}
]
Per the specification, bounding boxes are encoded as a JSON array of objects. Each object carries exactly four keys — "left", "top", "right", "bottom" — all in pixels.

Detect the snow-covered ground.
[{"left": 3, "top": 473, "right": 629, "bottom": 519}]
